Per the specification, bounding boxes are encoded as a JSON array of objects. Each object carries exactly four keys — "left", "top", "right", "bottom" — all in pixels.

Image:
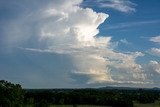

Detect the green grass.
[
  {"left": 134, "top": 103, "right": 160, "bottom": 107},
  {"left": 134, "top": 101, "right": 160, "bottom": 107}
]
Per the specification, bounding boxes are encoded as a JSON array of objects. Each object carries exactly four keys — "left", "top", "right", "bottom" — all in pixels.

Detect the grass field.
[
  {"left": 134, "top": 102, "right": 160, "bottom": 107},
  {"left": 133, "top": 100, "right": 160, "bottom": 107}
]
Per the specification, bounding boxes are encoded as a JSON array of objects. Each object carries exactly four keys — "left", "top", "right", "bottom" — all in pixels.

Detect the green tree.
[
  {"left": 0, "top": 80, "right": 24, "bottom": 107},
  {"left": 35, "top": 99, "right": 49, "bottom": 107}
]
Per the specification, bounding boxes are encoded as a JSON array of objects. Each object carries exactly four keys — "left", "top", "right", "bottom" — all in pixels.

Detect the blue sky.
[{"left": 0, "top": 0, "right": 160, "bottom": 88}]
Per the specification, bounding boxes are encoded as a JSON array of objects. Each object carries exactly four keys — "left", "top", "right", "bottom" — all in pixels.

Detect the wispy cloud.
[
  {"left": 99, "top": 0, "right": 136, "bottom": 13},
  {"left": 107, "top": 20, "right": 160, "bottom": 30},
  {"left": 82, "top": 0, "right": 136, "bottom": 13},
  {"left": 119, "top": 39, "right": 131, "bottom": 45},
  {"left": 150, "top": 35, "right": 160, "bottom": 44},
  {"left": 18, "top": 47, "right": 52, "bottom": 53}
]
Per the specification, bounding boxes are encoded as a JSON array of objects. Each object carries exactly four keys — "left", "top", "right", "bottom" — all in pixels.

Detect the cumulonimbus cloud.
[{"left": 2, "top": 0, "right": 148, "bottom": 86}]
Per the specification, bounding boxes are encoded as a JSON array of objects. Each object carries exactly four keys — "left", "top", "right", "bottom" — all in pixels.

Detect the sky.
[{"left": 0, "top": 0, "right": 160, "bottom": 88}]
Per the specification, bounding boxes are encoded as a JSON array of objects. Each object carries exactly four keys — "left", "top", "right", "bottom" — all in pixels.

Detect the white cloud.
[
  {"left": 39, "top": 6, "right": 109, "bottom": 48},
  {"left": 150, "top": 35, "right": 160, "bottom": 43},
  {"left": 105, "top": 51, "right": 146, "bottom": 82},
  {"left": 97, "top": 0, "right": 136, "bottom": 13},
  {"left": 71, "top": 54, "right": 113, "bottom": 84},
  {"left": 142, "top": 60, "right": 160, "bottom": 86},
  {"left": 120, "top": 39, "right": 131, "bottom": 45},
  {"left": 107, "top": 20, "right": 160, "bottom": 30},
  {"left": 4, "top": 0, "right": 113, "bottom": 84},
  {"left": 148, "top": 35, "right": 160, "bottom": 57},
  {"left": 149, "top": 61, "right": 160, "bottom": 74},
  {"left": 2, "top": 0, "right": 147, "bottom": 86},
  {"left": 149, "top": 48, "right": 160, "bottom": 57}
]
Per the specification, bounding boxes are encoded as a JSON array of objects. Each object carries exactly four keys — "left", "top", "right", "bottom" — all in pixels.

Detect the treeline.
[
  {"left": 24, "top": 88, "right": 160, "bottom": 107},
  {"left": 1, "top": 80, "right": 160, "bottom": 107}
]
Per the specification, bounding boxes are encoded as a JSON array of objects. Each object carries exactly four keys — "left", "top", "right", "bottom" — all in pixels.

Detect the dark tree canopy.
[{"left": 0, "top": 80, "right": 24, "bottom": 107}]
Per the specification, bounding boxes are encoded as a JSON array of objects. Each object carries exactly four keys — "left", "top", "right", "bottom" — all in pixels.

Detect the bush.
[{"left": 0, "top": 80, "right": 24, "bottom": 107}]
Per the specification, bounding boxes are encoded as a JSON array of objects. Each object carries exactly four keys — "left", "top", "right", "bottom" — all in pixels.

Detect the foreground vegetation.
[
  {"left": 0, "top": 80, "right": 24, "bottom": 107},
  {"left": 1, "top": 80, "right": 160, "bottom": 107}
]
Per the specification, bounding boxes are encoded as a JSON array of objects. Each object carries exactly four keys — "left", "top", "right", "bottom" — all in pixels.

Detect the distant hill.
[
  {"left": 24, "top": 86, "right": 160, "bottom": 91},
  {"left": 98, "top": 86, "right": 160, "bottom": 90}
]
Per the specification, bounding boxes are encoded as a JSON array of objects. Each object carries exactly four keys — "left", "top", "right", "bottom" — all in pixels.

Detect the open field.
[{"left": 134, "top": 102, "right": 160, "bottom": 107}]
